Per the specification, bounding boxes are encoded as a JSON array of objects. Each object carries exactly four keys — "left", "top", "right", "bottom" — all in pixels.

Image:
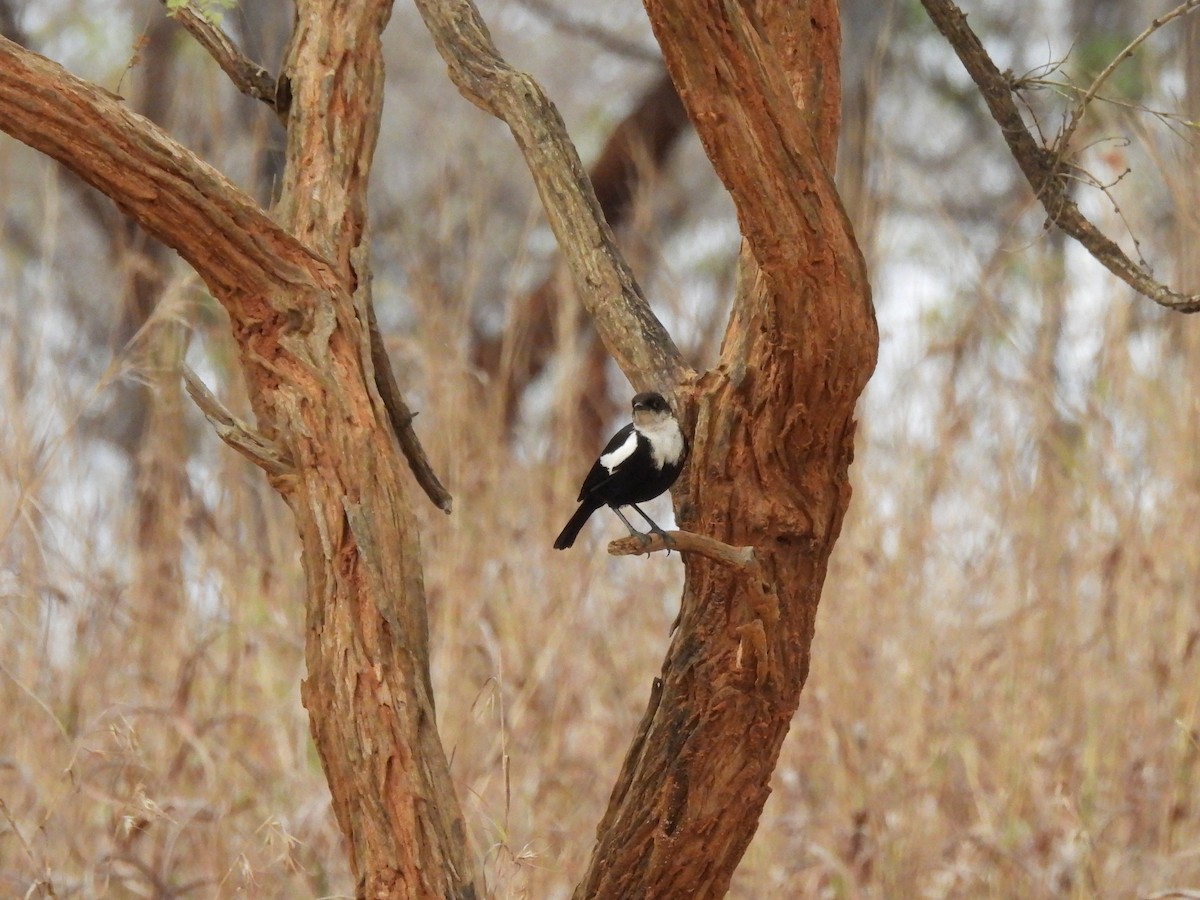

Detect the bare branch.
[
  {"left": 1058, "top": 0, "right": 1200, "bottom": 153},
  {"left": 0, "top": 36, "right": 320, "bottom": 299},
  {"left": 366, "top": 304, "right": 453, "bottom": 513},
  {"left": 181, "top": 366, "right": 295, "bottom": 478},
  {"left": 412, "top": 0, "right": 692, "bottom": 396},
  {"left": 921, "top": 0, "right": 1200, "bottom": 313},
  {"left": 608, "top": 529, "right": 757, "bottom": 572},
  {"left": 471, "top": 71, "right": 690, "bottom": 442},
  {"left": 608, "top": 527, "right": 781, "bottom": 615},
  {"left": 164, "top": 1, "right": 285, "bottom": 114}
]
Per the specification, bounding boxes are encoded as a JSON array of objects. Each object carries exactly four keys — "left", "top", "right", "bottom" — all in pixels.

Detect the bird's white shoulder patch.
[
  {"left": 639, "top": 418, "right": 685, "bottom": 469},
  {"left": 599, "top": 430, "right": 639, "bottom": 473}
]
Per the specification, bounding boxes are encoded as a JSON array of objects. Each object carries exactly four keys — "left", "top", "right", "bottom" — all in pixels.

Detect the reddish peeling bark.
[
  {"left": 575, "top": 1, "right": 877, "bottom": 895},
  {"left": 273, "top": 3, "right": 478, "bottom": 896},
  {"left": 0, "top": 8, "right": 480, "bottom": 896}
]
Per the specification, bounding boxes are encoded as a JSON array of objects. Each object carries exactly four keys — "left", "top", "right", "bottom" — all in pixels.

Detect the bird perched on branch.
[{"left": 553, "top": 391, "right": 687, "bottom": 550}]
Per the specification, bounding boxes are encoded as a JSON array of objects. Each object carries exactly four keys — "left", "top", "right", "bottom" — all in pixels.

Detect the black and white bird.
[{"left": 553, "top": 391, "right": 687, "bottom": 550}]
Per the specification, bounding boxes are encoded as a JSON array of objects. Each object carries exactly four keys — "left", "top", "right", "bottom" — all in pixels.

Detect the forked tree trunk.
[
  {"left": 412, "top": 0, "right": 875, "bottom": 892},
  {"left": 272, "top": 3, "right": 480, "bottom": 896},
  {"left": 574, "top": 1, "right": 877, "bottom": 895}
]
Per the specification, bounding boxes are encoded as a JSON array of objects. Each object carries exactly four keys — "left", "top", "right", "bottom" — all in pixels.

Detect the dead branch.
[
  {"left": 163, "top": 2, "right": 285, "bottom": 114},
  {"left": 1058, "top": 0, "right": 1200, "bottom": 153},
  {"left": 921, "top": 0, "right": 1200, "bottom": 313},
  {"left": 608, "top": 528, "right": 756, "bottom": 572},
  {"left": 471, "top": 71, "right": 691, "bottom": 441},
  {"left": 181, "top": 366, "right": 294, "bottom": 477},
  {"left": 607, "top": 528, "right": 780, "bottom": 623},
  {"left": 366, "top": 304, "right": 453, "bottom": 513}
]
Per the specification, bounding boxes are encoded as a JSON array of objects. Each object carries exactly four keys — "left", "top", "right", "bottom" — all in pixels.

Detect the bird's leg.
[
  {"left": 609, "top": 511, "right": 657, "bottom": 554},
  {"left": 630, "top": 504, "right": 669, "bottom": 538},
  {"left": 630, "top": 504, "right": 676, "bottom": 553},
  {"left": 611, "top": 506, "right": 643, "bottom": 537}
]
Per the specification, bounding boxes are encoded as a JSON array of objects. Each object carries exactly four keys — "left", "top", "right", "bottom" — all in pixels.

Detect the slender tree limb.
[
  {"left": 412, "top": 0, "right": 693, "bottom": 397},
  {"left": 0, "top": 37, "right": 324, "bottom": 300},
  {"left": 471, "top": 71, "right": 691, "bottom": 442},
  {"left": 607, "top": 529, "right": 756, "bottom": 572},
  {"left": 1058, "top": 0, "right": 1200, "bottom": 154},
  {"left": 367, "top": 303, "right": 453, "bottom": 512},
  {"left": 163, "top": 1, "right": 287, "bottom": 114},
  {"left": 921, "top": 0, "right": 1200, "bottom": 313},
  {"left": 272, "top": 0, "right": 454, "bottom": 514},
  {"left": 181, "top": 365, "right": 295, "bottom": 478}
]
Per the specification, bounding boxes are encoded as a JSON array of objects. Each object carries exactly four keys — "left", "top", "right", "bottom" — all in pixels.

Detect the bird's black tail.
[{"left": 553, "top": 500, "right": 601, "bottom": 550}]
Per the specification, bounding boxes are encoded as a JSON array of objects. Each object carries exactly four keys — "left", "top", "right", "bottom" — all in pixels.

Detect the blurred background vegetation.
[{"left": 1, "top": 0, "right": 1198, "bottom": 896}]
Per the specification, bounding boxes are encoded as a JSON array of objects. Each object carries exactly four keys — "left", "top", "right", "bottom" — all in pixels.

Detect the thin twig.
[
  {"left": 920, "top": 0, "right": 1200, "bottom": 313},
  {"left": 163, "top": 2, "right": 285, "bottom": 114},
  {"left": 1058, "top": 0, "right": 1200, "bottom": 153}
]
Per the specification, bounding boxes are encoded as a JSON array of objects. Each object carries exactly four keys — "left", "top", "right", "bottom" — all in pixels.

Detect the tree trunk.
[
  {"left": 0, "top": 6, "right": 481, "bottom": 895},
  {"left": 576, "top": 1, "right": 877, "bottom": 895}
]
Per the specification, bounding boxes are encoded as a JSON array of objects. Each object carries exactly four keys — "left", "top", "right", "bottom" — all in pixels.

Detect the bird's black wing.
[{"left": 576, "top": 423, "right": 637, "bottom": 501}]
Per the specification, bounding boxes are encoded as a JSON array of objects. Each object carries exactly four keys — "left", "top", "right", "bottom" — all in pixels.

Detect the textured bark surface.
[
  {"left": 274, "top": 4, "right": 479, "bottom": 896},
  {"left": 575, "top": 1, "right": 878, "bottom": 896},
  {"left": 0, "top": 9, "right": 481, "bottom": 897}
]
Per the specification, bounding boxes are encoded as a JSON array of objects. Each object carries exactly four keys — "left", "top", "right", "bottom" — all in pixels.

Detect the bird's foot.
[
  {"left": 650, "top": 526, "right": 676, "bottom": 556},
  {"left": 634, "top": 528, "right": 677, "bottom": 557}
]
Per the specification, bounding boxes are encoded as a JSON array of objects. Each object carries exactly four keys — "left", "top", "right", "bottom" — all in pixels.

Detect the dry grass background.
[
  {"left": 3, "top": 240, "right": 1199, "bottom": 899},
  {"left": 4, "top": 3, "right": 1200, "bottom": 898}
]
